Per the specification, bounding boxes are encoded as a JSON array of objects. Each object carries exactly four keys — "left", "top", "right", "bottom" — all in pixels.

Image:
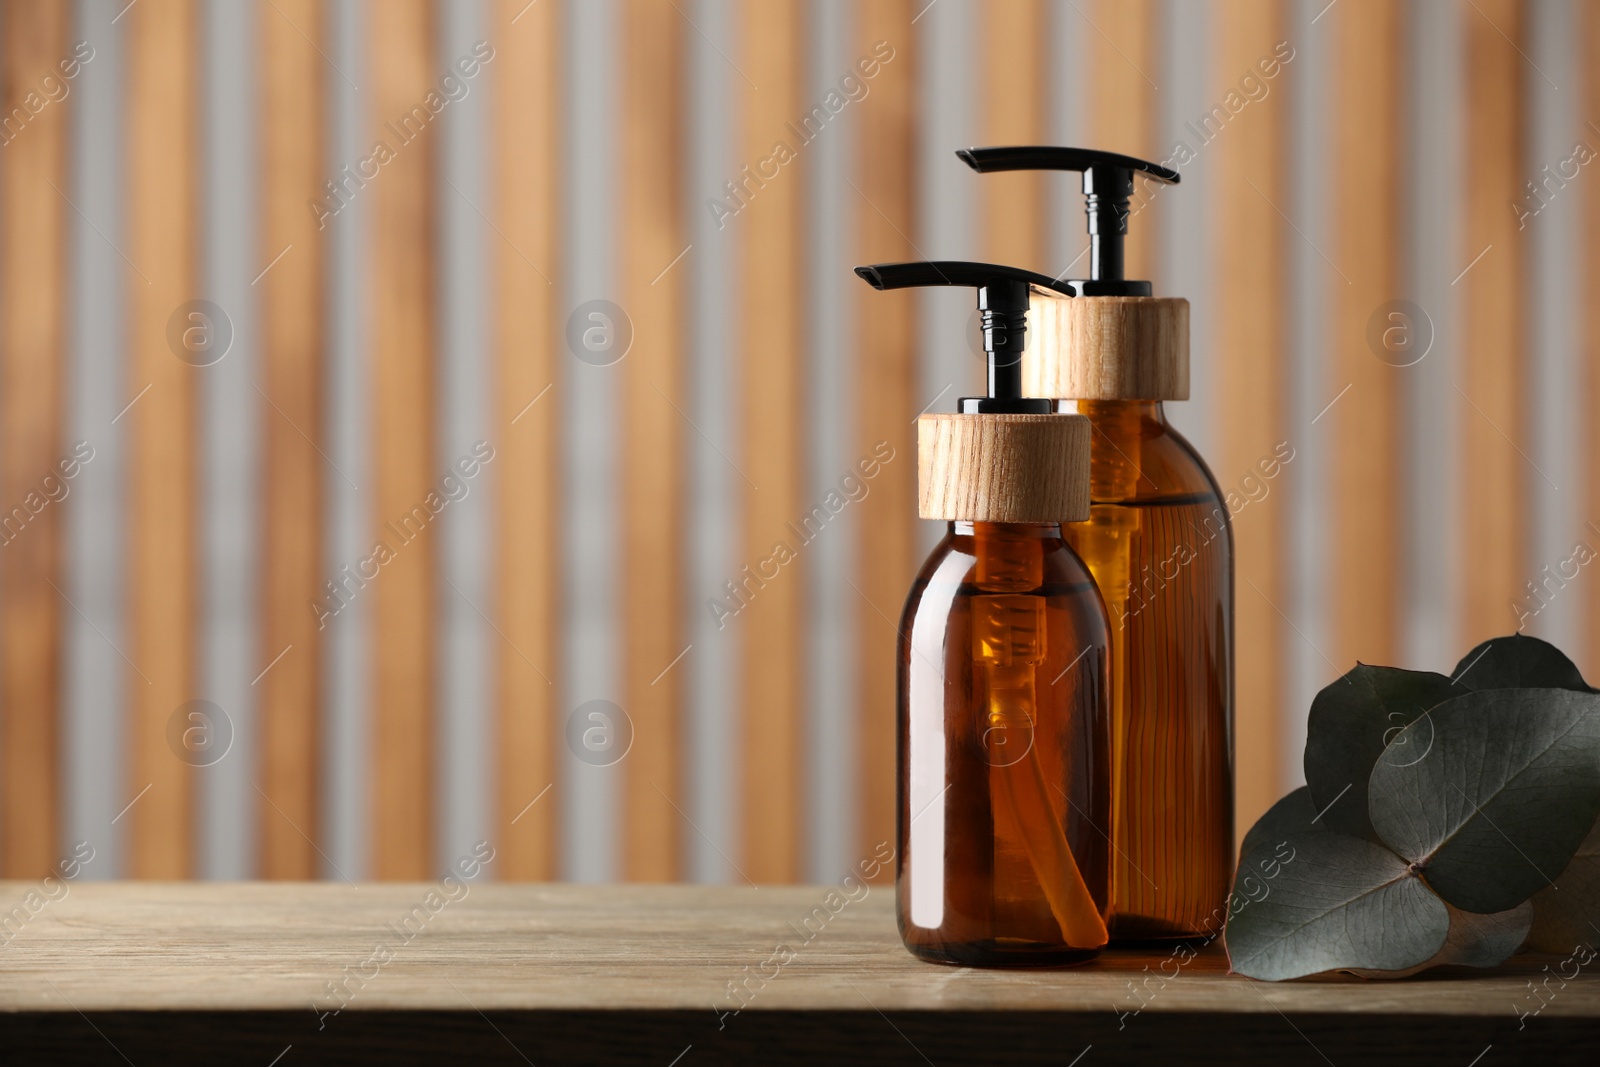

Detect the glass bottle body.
[
  {"left": 1063, "top": 400, "right": 1235, "bottom": 941},
  {"left": 896, "top": 522, "right": 1111, "bottom": 966}
]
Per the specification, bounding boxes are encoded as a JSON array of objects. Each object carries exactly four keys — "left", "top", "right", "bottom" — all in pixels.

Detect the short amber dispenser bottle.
[
  {"left": 962, "top": 147, "right": 1235, "bottom": 942},
  {"left": 856, "top": 260, "right": 1112, "bottom": 966}
]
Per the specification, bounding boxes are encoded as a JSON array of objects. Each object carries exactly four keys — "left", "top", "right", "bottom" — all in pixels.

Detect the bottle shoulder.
[
  {"left": 1158, "top": 423, "right": 1227, "bottom": 500},
  {"left": 904, "top": 529, "right": 1105, "bottom": 609},
  {"left": 1092, "top": 417, "right": 1226, "bottom": 507}
]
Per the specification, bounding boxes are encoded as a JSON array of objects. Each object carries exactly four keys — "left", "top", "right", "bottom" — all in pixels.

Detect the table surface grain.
[{"left": 2, "top": 882, "right": 1596, "bottom": 1064}]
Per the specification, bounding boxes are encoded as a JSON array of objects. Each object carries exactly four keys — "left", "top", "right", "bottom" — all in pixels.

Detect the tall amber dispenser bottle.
[
  {"left": 856, "top": 261, "right": 1112, "bottom": 966},
  {"left": 961, "top": 147, "right": 1235, "bottom": 941}
]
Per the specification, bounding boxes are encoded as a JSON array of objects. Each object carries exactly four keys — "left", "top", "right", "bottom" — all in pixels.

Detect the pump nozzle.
[
  {"left": 957, "top": 146, "right": 1180, "bottom": 296},
  {"left": 854, "top": 260, "right": 1073, "bottom": 413}
]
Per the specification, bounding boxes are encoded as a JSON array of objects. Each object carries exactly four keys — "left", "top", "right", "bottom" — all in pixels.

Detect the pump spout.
[
  {"left": 957, "top": 146, "right": 1180, "bottom": 295},
  {"left": 854, "top": 259, "right": 1073, "bottom": 414}
]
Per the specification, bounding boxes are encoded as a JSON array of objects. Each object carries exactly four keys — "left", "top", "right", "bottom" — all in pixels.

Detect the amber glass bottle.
[
  {"left": 897, "top": 522, "right": 1111, "bottom": 965},
  {"left": 958, "top": 144, "right": 1236, "bottom": 941},
  {"left": 1065, "top": 400, "right": 1233, "bottom": 940},
  {"left": 856, "top": 258, "right": 1110, "bottom": 967}
]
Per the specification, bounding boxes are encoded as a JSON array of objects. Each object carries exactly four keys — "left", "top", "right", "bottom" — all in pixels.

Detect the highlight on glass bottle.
[
  {"left": 962, "top": 146, "right": 1236, "bottom": 942},
  {"left": 856, "top": 261, "right": 1112, "bottom": 965}
]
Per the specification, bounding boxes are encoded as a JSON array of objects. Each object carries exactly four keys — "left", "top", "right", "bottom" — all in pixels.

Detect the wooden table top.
[{"left": 2, "top": 881, "right": 1596, "bottom": 1065}]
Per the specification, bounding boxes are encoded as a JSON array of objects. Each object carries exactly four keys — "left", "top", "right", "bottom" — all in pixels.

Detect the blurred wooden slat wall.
[
  {"left": 853, "top": 0, "right": 917, "bottom": 870},
  {"left": 1212, "top": 0, "right": 1288, "bottom": 837},
  {"left": 257, "top": 0, "right": 325, "bottom": 879},
  {"left": 1460, "top": 0, "right": 1528, "bottom": 651},
  {"left": 980, "top": 0, "right": 1045, "bottom": 272},
  {"left": 494, "top": 0, "right": 561, "bottom": 881},
  {"left": 6, "top": 0, "right": 1594, "bottom": 882},
  {"left": 369, "top": 0, "right": 437, "bottom": 879},
  {"left": 1328, "top": 0, "right": 1403, "bottom": 670},
  {"left": 1587, "top": 0, "right": 1600, "bottom": 682},
  {"left": 1084, "top": 0, "right": 1159, "bottom": 281},
  {"left": 126, "top": 0, "right": 198, "bottom": 879},
  {"left": 738, "top": 0, "right": 805, "bottom": 883},
  {"left": 0, "top": 0, "right": 69, "bottom": 878},
  {"left": 621, "top": 0, "right": 685, "bottom": 882}
]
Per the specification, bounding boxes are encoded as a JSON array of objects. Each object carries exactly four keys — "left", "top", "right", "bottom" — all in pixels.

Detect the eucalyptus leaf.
[
  {"left": 1347, "top": 901, "right": 1532, "bottom": 978},
  {"left": 1304, "top": 665, "right": 1461, "bottom": 840},
  {"left": 1433, "top": 900, "right": 1534, "bottom": 967},
  {"left": 1239, "top": 786, "right": 1320, "bottom": 861},
  {"left": 1369, "top": 688, "right": 1600, "bottom": 913},
  {"left": 1526, "top": 816, "right": 1600, "bottom": 954},
  {"left": 1225, "top": 831, "right": 1448, "bottom": 981},
  {"left": 1452, "top": 633, "right": 1593, "bottom": 693}
]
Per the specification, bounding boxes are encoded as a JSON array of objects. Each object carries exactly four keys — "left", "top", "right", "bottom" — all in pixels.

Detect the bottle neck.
[
  {"left": 952, "top": 521, "right": 1061, "bottom": 538},
  {"left": 1070, "top": 399, "right": 1167, "bottom": 426},
  {"left": 1072, "top": 400, "right": 1160, "bottom": 502}
]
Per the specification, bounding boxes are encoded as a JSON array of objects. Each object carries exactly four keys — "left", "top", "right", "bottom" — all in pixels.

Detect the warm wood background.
[{"left": 0, "top": 0, "right": 1594, "bottom": 882}]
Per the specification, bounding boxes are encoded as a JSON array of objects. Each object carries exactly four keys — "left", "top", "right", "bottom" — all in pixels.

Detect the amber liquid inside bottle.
[
  {"left": 896, "top": 522, "right": 1111, "bottom": 966},
  {"left": 1062, "top": 400, "right": 1234, "bottom": 941}
]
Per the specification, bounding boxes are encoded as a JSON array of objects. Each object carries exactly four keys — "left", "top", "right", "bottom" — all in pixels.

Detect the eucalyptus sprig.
[{"left": 1226, "top": 634, "right": 1600, "bottom": 981}]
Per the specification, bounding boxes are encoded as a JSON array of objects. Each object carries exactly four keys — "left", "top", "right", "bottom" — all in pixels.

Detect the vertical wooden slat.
[
  {"left": 256, "top": 0, "right": 325, "bottom": 879},
  {"left": 853, "top": 0, "right": 917, "bottom": 870},
  {"left": 738, "top": 0, "right": 805, "bottom": 883},
  {"left": 1328, "top": 1, "right": 1403, "bottom": 670},
  {"left": 0, "top": 0, "right": 69, "bottom": 877},
  {"left": 1084, "top": 0, "right": 1160, "bottom": 281},
  {"left": 621, "top": 0, "right": 685, "bottom": 881},
  {"left": 1211, "top": 0, "right": 1288, "bottom": 838},
  {"left": 495, "top": 0, "right": 561, "bottom": 881},
  {"left": 369, "top": 0, "right": 437, "bottom": 879},
  {"left": 980, "top": 0, "right": 1046, "bottom": 270},
  {"left": 1459, "top": 0, "right": 1527, "bottom": 649},
  {"left": 126, "top": 0, "right": 198, "bottom": 879},
  {"left": 1585, "top": 1, "right": 1600, "bottom": 681}
]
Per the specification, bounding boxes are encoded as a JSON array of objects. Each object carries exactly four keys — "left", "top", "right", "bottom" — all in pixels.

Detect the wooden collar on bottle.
[
  {"left": 1026, "top": 293, "right": 1189, "bottom": 401},
  {"left": 917, "top": 413, "right": 1091, "bottom": 523}
]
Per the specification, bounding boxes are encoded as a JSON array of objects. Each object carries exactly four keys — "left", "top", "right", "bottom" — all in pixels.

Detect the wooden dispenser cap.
[
  {"left": 918, "top": 413, "right": 1091, "bottom": 523},
  {"left": 1026, "top": 292, "right": 1190, "bottom": 401}
]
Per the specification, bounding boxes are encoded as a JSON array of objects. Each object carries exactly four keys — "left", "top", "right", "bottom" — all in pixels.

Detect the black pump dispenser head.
[
  {"left": 854, "top": 261, "right": 1073, "bottom": 414},
  {"left": 957, "top": 146, "right": 1180, "bottom": 297}
]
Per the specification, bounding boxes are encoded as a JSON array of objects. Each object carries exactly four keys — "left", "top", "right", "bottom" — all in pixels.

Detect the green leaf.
[
  {"left": 1368, "top": 688, "right": 1600, "bottom": 913},
  {"left": 1239, "top": 786, "right": 1319, "bottom": 861},
  {"left": 1304, "top": 665, "right": 1462, "bottom": 840},
  {"left": 1225, "top": 831, "right": 1448, "bottom": 981},
  {"left": 1430, "top": 901, "right": 1533, "bottom": 968},
  {"left": 1349, "top": 901, "right": 1532, "bottom": 977},
  {"left": 1526, "top": 816, "right": 1600, "bottom": 954},
  {"left": 1453, "top": 633, "right": 1593, "bottom": 693}
]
